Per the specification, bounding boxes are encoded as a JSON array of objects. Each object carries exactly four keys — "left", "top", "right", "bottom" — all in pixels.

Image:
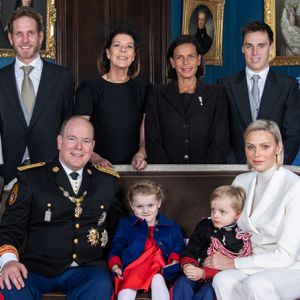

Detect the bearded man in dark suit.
[{"left": 0, "top": 6, "right": 74, "bottom": 185}]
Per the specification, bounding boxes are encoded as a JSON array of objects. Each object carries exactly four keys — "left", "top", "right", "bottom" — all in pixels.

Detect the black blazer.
[
  {"left": 0, "top": 60, "right": 74, "bottom": 183},
  {"left": 220, "top": 69, "right": 300, "bottom": 164},
  {"left": 145, "top": 80, "right": 230, "bottom": 164}
]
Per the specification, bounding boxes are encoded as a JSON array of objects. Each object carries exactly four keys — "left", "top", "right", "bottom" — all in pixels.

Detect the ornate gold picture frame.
[
  {"left": 0, "top": 0, "right": 56, "bottom": 59},
  {"left": 182, "top": 0, "right": 225, "bottom": 65},
  {"left": 264, "top": 0, "right": 300, "bottom": 65}
]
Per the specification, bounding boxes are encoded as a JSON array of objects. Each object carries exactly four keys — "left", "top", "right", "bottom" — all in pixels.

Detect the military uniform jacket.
[{"left": 0, "top": 161, "right": 123, "bottom": 276}]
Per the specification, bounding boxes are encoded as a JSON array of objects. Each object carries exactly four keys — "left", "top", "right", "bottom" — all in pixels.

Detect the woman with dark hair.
[
  {"left": 75, "top": 29, "right": 149, "bottom": 170},
  {"left": 145, "top": 35, "right": 230, "bottom": 164}
]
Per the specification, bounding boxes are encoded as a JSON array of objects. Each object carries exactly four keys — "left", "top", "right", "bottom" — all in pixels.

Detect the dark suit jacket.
[
  {"left": 220, "top": 69, "right": 300, "bottom": 164},
  {"left": 0, "top": 161, "right": 124, "bottom": 276},
  {"left": 145, "top": 80, "right": 230, "bottom": 164},
  {"left": 0, "top": 60, "right": 74, "bottom": 183}
]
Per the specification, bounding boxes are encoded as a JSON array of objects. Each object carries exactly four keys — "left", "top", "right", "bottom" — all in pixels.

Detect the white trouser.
[
  {"left": 213, "top": 269, "right": 300, "bottom": 300},
  {"left": 118, "top": 273, "right": 169, "bottom": 300}
]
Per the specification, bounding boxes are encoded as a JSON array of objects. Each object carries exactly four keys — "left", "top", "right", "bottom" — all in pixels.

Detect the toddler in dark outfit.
[{"left": 173, "top": 185, "right": 252, "bottom": 300}]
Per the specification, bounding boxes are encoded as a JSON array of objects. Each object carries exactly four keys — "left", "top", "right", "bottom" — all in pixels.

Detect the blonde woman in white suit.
[{"left": 205, "top": 119, "right": 300, "bottom": 299}]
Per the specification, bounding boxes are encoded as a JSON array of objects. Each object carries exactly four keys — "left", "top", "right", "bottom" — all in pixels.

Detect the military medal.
[
  {"left": 75, "top": 199, "right": 83, "bottom": 218},
  {"left": 97, "top": 212, "right": 107, "bottom": 226},
  {"left": 59, "top": 187, "right": 87, "bottom": 218},
  {"left": 44, "top": 203, "right": 52, "bottom": 222},
  {"left": 87, "top": 228, "right": 100, "bottom": 246},
  {"left": 100, "top": 229, "right": 108, "bottom": 247},
  {"left": 87, "top": 228, "right": 108, "bottom": 247}
]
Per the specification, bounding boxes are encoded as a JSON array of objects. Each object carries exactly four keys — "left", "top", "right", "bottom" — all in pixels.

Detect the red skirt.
[{"left": 115, "top": 227, "right": 166, "bottom": 295}]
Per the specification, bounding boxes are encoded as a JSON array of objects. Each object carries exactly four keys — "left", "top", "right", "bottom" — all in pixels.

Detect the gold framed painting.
[
  {"left": 182, "top": 0, "right": 225, "bottom": 65},
  {"left": 0, "top": 0, "right": 56, "bottom": 59},
  {"left": 264, "top": 0, "right": 300, "bottom": 65}
]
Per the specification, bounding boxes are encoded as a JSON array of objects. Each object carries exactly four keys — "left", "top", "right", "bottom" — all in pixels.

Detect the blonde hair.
[
  {"left": 243, "top": 119, "right": 284, "bottom": 167},
  {"left": 209, "top": 185, "right": 246, "bottom": 212},
  {"left": 127, "top": 180, "right": 164, "bottom": 205}
]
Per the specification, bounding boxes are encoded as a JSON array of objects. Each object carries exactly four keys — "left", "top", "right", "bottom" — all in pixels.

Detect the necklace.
[
  {"left": 104, "top": 74, "right": 130, "bottom": 84},
  {"left": 59, "top": 186, "right": 87, "bottom": 218}
]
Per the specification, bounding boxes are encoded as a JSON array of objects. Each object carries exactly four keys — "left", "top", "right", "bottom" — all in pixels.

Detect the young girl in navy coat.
[
  {"left": 108, "top": 180, "right": 184, "bottom": 300},
  {"left": 173, "top": 185, "right": 252, "bottom": 300}
]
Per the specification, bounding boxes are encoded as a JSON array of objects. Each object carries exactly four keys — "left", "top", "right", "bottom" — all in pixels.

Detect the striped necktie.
[{"left": 251, "top": 74, "right": 260, "bottom": 118}]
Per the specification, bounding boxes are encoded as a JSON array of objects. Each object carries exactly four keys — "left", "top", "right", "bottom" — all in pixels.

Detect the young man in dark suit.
[
  {"left": 0, "top": 6, "right": 74, "bottom": 185},
  {"left": 220, "top": 21, "right": 300, "bottom": 164}
]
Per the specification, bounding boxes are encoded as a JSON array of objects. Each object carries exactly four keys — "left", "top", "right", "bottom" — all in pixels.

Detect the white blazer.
[{"left": 233, "top": 166, "right": 300, "bottom": 274}]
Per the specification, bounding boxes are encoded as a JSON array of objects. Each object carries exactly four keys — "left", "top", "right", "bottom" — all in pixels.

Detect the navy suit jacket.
[
  {"left": 220, "top": 69, "right": 300, "bottom": 164},
  {"left": 0, "top": 60, "right": 74, "bottom": 183}
]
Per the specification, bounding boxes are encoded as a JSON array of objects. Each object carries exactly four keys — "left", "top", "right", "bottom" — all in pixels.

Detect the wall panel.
[{"left": 57, "top": 0, "right": 170, "bottom": 85}]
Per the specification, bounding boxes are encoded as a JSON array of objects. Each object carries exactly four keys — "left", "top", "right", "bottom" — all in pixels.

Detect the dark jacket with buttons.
[
  {"left": 182, "top": 217, "right": 244, "bottom": 264},
  {"left": 145, "top": 80, "right": 230, "bottom": 164},
  {"left": 0, "top": 161, "right": 124, "bottom": 276},
  {"left": 108, "top": 213, "right": 184, "bottom": 270},
  {"left": 181, "top": 218, "right": 250, "bottom": 280}
]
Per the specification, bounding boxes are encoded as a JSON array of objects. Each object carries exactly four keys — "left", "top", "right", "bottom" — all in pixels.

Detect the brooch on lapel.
[{"left": 198, "top": 96, "right": 203, "bottom": 106}]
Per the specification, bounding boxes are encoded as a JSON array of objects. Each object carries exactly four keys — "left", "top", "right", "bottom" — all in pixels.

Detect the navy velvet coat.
[{"left": 108, "top": 213, "right": 184, "bottom": 270}]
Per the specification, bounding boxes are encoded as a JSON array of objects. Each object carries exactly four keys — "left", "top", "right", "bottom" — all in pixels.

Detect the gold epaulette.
[
  {"left": 17, "top": 162, "right": 46, "bottom": 171},
  {"left": 93, "top": 165, "right": 120, "bottom": 178}
]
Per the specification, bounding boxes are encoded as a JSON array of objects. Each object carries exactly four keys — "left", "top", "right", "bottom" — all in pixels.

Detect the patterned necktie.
[
  {"left": 21, "top": 66, "right": 35, "bottom": 114},
  {"left": 251, "top": 74, "right": 260, "bottom": 115}
]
